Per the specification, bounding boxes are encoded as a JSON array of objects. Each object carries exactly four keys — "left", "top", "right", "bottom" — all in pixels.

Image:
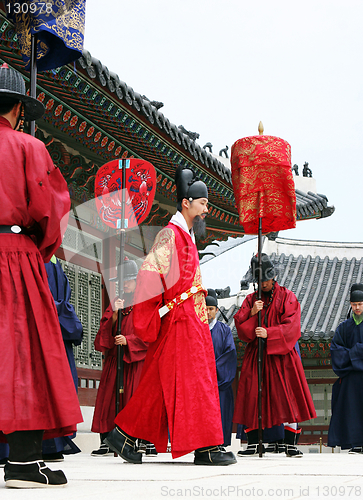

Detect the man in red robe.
[
  {"left": 104, "top": 166, "right": 236, "bottom": 465},
  {"left": 0, "top": 64, "right": 82, "bottom": 488},
  {"left": 91, "top": 258, "right": 149, "bottom": 456},
  {"left": 233, "top": 254, "right": 316, "bottom": 457}
]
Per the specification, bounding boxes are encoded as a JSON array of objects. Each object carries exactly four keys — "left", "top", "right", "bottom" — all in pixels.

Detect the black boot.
[
  {"left": 91, "top": 433, "right": 113, "bottom": 457},
  {"left": 194, "top": 446, "right": 237, "bottom": 465},
  {"left": 136, "top": 439, "right": 147, "bottom": 454},
  {"left": 145, "top": 442, "right": 158, "bottom": 457},
  {"left": 237, "top": 429, "right": 265, "bottom": 456},
  {"left": 284, "top": 429, "right": 303, "bottom": 457},
  {"left": 4, "top": 431, "right": 67, "bottom": 488},
  {"left": 265, "top": 439, "right": 285, "bottom": 453},
  {"left": 104, "top": 427, "right": 142, "bottom": 464}
]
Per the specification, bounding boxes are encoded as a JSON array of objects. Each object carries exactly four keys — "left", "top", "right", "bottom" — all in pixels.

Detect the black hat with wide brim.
[
  {"left": 244, "top": 253, "right": 283, "bottom": 283},
  {"left": 0, "top": 64, "right": 44, "bottom": 121},
  {"left": 122, "top": 257, "right": 139, "bottom": 281},
  {"left": 206, "top": 288, "right": 218, "bottom": 307}
]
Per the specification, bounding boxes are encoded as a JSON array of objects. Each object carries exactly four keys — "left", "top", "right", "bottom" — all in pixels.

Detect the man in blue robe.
[
  {"left": 42, "top": 256, "right": 83, "bottom": 461},
  {"left": 0, "top": 443, "right": 9, "bottom": 467},
  {"left": 328, "top": 283, "right": 363, "bottom": 453},
  {"left": 206, "top": 289, "right": 237, "bottom": 447}
]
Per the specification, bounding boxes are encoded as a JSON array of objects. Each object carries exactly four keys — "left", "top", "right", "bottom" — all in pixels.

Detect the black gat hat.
[
  {"left": 175, "top": 165, "right": 208, "bottom": 203},
  {"left": 350, "top": 283, "right": 363, "bottom": 303},
  {"left": 0, "top": 63, "right": 44, "bottom": 121},
  {"left": 206, "top": 288, "right": 218, "bottom": 307},
  {"left": 244, "top": 253, "right": 281, "bottom": 283},
  {"left": 122, "top": 257, "right": 138, "bottom": 281}
]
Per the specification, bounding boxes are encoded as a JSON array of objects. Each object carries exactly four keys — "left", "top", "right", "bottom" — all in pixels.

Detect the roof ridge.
[
  {"left": 301, "top": 257, "right": 329, "bottom": 331},
  {"left": 309, "top": 256, "right": 336, "bottom": 333},
  {"left": 299, "top": 256, "right": 320, "bottom": 311},
  {"left": 321, "top": 258, "right": 346, "bottom": 334}
]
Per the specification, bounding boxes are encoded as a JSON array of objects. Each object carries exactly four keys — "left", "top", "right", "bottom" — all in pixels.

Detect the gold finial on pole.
[{"left": 258, "top": 122, "right": 264, "bottom": 135}]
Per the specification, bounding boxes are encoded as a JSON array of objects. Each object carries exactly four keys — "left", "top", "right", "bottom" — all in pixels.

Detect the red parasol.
[
  {"left": 231, "top": 122, "right": 296, "bottom": 235},
  {"left": 231, "top": 123, "right": 296, "bottom": 457},
  {"left": 94, "top": 158, "right": 156, "bottom": 229},
  {"left": 95, "top": 158, "right": 156, "bottom": 416}
]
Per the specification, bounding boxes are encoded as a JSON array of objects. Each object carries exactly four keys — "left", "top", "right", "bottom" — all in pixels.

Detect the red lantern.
[{"left": 231, "top": 131, "right": 296, "bottom": 234}]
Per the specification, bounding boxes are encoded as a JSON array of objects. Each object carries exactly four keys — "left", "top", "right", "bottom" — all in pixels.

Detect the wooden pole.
[
  {"left": 115, "top": 159, "right": 127, "bottom": 416},
  {"left": 257, "top": 216, "right": 264, "bottom": 457},
  {"left": 29, "top": 33, "right": 37, "bottom": 137},
  {"left": 257, "top": 121, "right": 264, "bottom": 458}
]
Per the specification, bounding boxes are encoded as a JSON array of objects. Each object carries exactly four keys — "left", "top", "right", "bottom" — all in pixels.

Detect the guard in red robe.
[
  {"left": 233, "top": 254, "right": 316, "bottom": 457},
  {"left": 0, "top": 64, "right": 82, "bottom": 488},
  {"left": 91, "top": 259, "right": 149, "bottom": 455},
  {"left": 104, "top": 166, "right": 236, "bottom": 465}
]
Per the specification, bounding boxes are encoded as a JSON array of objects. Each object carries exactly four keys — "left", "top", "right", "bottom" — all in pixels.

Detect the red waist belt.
[{"left": 159, "top": 284, "right": 205, "bottom": 318}]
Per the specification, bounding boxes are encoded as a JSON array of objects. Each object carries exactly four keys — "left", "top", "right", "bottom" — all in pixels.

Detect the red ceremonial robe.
[
  {"left": 0, "top": 117, "right": 82, "bottom": 439},
  {"left": 233, "top": 282, "right": 316, "bottom": 429},
  {"left": 114, "top": 221, "right": 224, "bottom": 458},
  {"left": 91, "top": 300, "right": 149, "bottom": 433}
]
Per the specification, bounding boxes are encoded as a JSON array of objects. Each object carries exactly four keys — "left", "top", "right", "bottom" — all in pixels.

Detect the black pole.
[
  {"left": 257, "top": 216, "right": 263, "bottom": 457},
  {"left": 29, "top": 33, "right": 37, "bottom": 137},
  {"left": 115, "top": 159, "right": 126, "bottom": 416}
]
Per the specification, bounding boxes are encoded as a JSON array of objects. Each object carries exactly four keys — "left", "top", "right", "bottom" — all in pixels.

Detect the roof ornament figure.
[
  {"left": 150, "top": 100, "right": 164, "bottom": 109},
  {"left": 142, "top": 95, "right": 164, "bottom": 109},
  {"left": 292, "top": 164, "right": 299, "bottom": 176},
  {"left": 215, "top": 286, "right": 231, "bottom": 299},
  {"left": 302, "top": 162, "right": 313, "bottom": 177},
  {"left": 203, "top": 142, "right": 213, "bottom": 153},
  {"left": 219, "top": 146, "right": 229, "bottom": 159},
  {"left": 178, "top": 125, "right": 200, "bottom": 141}
]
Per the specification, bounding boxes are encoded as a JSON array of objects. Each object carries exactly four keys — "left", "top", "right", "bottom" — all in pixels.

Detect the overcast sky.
[{"left": 83, "top": 0, "right": 363, "bottom": 292}]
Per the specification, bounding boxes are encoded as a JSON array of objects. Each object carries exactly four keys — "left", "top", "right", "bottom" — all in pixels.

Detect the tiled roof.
[
  {"left": 273, "top": 252, "right": 363, "bottom": 340},
  {"left": 217, "top": 252, "right": 363, "bottom": 342},
  {"left": 77, "top": 50, "right": 334, "bottom": 224},
  {"left": 77, "top": 50, "right": 232, "bottom": 184},
  {"left": 295, "top": 190, "right": 334, "bottom": 220}
]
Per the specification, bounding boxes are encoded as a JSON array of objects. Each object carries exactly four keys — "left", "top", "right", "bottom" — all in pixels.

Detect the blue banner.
[{"left": 6, "top": 1, "right": 86, "bottom": 72}]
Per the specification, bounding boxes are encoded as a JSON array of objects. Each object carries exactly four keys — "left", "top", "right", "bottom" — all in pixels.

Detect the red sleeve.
[
  {"left": 233, "top": 294, "right": 258, "bottom": 343},
  {"left": 265, "top": 290, "right": 301, "bottom": 355},
  {"left": 25, "top": 139, "right": 70, "bottom": 262},
  {"left": 133, "top": 227, "right": 177, "bottom": 343},
  {"left": 123, "top": 332, "right": 149, "bottom": 364},
  {"left": 94, "top": 304, "right": 115, "bottom": 352},
  {"left": 133, "top": 273, "right": 163, "bottom": 343}
]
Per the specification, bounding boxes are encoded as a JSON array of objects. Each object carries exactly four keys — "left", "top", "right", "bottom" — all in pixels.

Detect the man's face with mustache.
[
  {"left": 187, "top": 198, "right": 208, "bottom": 218},
  {"left": 188, "top": 198, "right": 208, "bottom": 238}
]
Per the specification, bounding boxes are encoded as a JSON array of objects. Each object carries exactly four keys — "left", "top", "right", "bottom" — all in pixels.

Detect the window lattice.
[{"left": 60, "top": 260, "right": 102, "bottom": 370}]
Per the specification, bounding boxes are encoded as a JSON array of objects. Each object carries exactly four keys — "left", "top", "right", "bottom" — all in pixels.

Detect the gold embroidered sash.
[{"left": 159, "top": 284, "right": 205, "bottom": 318}]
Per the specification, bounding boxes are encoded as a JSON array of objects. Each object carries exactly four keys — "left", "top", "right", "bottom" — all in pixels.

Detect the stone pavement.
[{"left": 1, "top": 450, "right": 363, "bottom": 499}]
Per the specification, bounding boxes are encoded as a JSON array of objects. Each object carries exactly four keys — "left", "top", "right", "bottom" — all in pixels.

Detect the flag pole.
[
  {"left": 115, "top": 159, "right": 126, "bottom": 417},
  {"left": 257, "top": 214, "right": 264, "bottom": 457},
  {"left": 257, "top": 121, "right": 264, "bottom": 458},
  {"left": 29, "top": 33, "right": 37, "bottom": 137}
]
